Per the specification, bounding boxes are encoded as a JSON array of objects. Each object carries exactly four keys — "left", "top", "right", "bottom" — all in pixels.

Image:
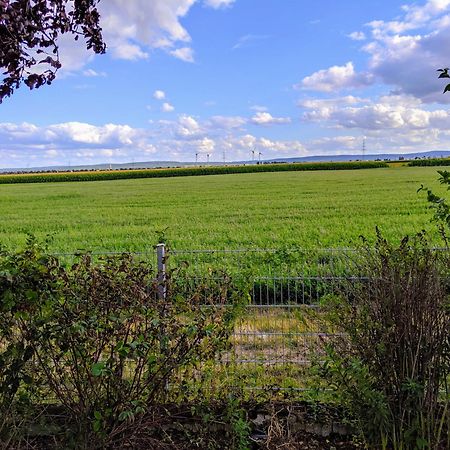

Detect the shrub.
[
  {"left": 319, "top": 231, "right": 450, "bottom": 449},
  {"left": 0, "top": 239, "right": 241, "bottom": 447}
]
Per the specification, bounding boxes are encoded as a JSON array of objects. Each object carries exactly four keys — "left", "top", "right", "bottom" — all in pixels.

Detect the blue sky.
[{"left": 2, "top": 0, "right": 450, "bottom": 168}]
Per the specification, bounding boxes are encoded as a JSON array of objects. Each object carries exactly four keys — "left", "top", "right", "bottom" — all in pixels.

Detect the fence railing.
[
  {"left": 55, "top": 244, "right": 440, "bottom": 393},
  {"left": 153, "top": 244, "right": 363, "bottom": 393}
]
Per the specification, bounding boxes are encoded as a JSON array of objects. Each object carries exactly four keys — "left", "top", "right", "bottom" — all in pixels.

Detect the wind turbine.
[
  {"left": 258, "top": 152, "right": 262, "bottom": 163},
  {"left": 206, "top": 153, "right": 210, "bottom": 163},
  {"left": 252, "top": 149, "right": 255, "bottom": 162},
  {"left": 195, "top": 152, "right": 199, "bottom": 163}
]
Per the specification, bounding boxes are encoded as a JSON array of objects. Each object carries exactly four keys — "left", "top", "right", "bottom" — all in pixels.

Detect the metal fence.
[
  {"left": 54, "top": 244, "right": 366, "bottom": 393},
  {"left": 48, "top": 244, "right": 450, "bottom": 396},
  {"left": 157, "top": 245, "right": 365, "bottom": 393}
]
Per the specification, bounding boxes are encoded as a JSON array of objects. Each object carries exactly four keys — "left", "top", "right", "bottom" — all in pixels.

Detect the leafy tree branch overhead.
[
  {"left": 0, "top": 0, "right": 105, "bottom": 103},
  {"left": 438, "top": 67, "right": 450, "bottom": 93}
]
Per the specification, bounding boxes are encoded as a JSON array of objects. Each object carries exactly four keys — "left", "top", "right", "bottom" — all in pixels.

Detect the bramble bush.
[{"left": 0, "top": 237, "right": 242, "bottom": 448}]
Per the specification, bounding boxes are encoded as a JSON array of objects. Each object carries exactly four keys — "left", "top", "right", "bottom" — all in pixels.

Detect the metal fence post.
[{"left": 156, "top": 243, "right": 167, "bottom": 301}]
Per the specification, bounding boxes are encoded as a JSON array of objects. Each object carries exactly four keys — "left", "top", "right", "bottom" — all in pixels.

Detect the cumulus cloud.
[
  {"left": 301, "top": 93, "right": 450, "bottom": 131},
  {"left": 98, "top": 0, "right": 195, "bottom": 59},
  {"left": 298, "top": 95, "right": 370, "bottom": 109},
  {"left": 57, "top": 0, "right": 235, "bottom": 74},
  {"left": 250, "top": 112, "right": 291, "bottom": 126},
  {"left": 352, "top": 0, "right": 450, "bottom": 102},
  {"left": 196, "top": 137, "right": 215, "bottom": 153},
  {"left": 298, "top": 62, "right": 374, "bottom": 92},
  {"left": 348, "top": 31, "right": 366, "bottom": 41},
  {"left": 153, "top": 90, "right": 166, "bottom": 100},
  {"left": 169, "top": 47, "right": 195, "bottom": 62},
  {"left": 161, "top": 102, "right": 175, "bottom": 112},
  {"left": 7, "top": 111, "right": 450, "bottom": 168},
  {"left": 296, "top": 1, "right": 450, "bottom": 103},
  {"left": 176, "top": 115, "right": 203, "bottom": 137},
  {"left": 0, "top": 121, "right": 157, "bottom": 167}
]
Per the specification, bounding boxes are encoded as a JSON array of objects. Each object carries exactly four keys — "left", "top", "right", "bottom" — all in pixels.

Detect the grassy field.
[{"left": 0, "top": 165, "right": 446, "bottom": 253}]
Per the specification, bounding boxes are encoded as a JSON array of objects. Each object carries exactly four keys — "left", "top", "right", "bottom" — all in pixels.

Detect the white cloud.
[
  {"left": 57, "top": 0, "right": 235, "bottom": 75},
  {"left": 153, "top": 90, "right": 166, "bottom": 100},
  {"left": 169, "top": 47, "right": 195, "bottom": 62},
  {"left": 99, "top": 0, "right": 194, "bottom": 53},
  {"left": 82, "top": 69, "right": 107, "bottom": 77},
  {"left": 250, "top": 112, "right": 291, "bottom": 125},
  {"left": 49, "top": 122, "right": 139, "bottom": 146},
  {"left": 301, "top": 93, "right": 450, "bottom": 131},
  {"left": 298, "top": 95, "right": 369, "bottom": 109},
  {"left": 258, "top": 137, "right": 305, "bottom": 153},
  {"left": 235, "top": 134, "right": 257, "bottom": 149},
  {"left": 297, "top": 1, "right": 450, "bottom": 103},
  {"left": 0, "top": 121, "right": 155, "bottom": 167},
  {"left": 196, "top": 137, "right": 215, "bottom": 153},
  {"left": 298, "top": 62, "right": 374, "bottom": 92},
  {"left": 345, "top": 0, "right": 450, "bottom": 102},
  {"left": 112, "top": 43, "right": 149, "bottom": 60},
  {"left": 176, "top": 115, "right": 202, "bottom": 137},
  {"left": 161, "top": 102, "right": 175, "bottom": 112},
  {"left": 204, "top": 0, "right": 235, "bottom": 8},
  {"left": 348, "top": 31, "right": 366, "bottom": 41}
]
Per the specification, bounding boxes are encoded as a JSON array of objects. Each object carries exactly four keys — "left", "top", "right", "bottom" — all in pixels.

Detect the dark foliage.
[
  {"left": 438, "top": 68, "right": 450, "bottom": 94},
  {"left": 0, "top": 0, "right": 105, "bottom": 102},
  {"left": 409, "top": 158, "right": 450, "bottom": 167},
  {"left": 0, "top": 238, "right": 241, "bottom": 448},
  {"left": 319, "top": 231, "right": 450, "bottom": 449}
]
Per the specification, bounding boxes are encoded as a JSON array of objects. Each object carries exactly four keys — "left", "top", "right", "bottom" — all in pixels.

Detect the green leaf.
[
  {"left": 93, "top": 420, "right": 101, "bottom": 432},
  {"left": 91, "top": 362, "right": 106, "bottom": 377}
]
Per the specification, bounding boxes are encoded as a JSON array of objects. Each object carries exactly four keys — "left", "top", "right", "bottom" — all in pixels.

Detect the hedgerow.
[
  {"left": 0, "top": 161, "right": 388, "bottom": 184},
  {"left": 408, "top": 158, "right": 450, "bottom": 166},
  {"left": 0, "top": 238, "right": 243, "bottom": 448}
]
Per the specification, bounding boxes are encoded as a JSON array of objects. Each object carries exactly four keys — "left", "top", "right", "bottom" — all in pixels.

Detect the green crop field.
[{"left": 0, "top": 166, "right": 446, "bottom": 253}]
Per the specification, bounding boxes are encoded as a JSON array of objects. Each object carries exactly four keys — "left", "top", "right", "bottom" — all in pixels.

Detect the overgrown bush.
[
  {"left": 319, "top": 231, "right": 450, "bottom": 449},
  {"left": 0, "top": 237, "right": 241, "bottom": 448}
]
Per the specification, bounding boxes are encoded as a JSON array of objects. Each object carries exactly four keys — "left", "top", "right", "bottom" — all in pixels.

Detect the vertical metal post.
[
  {"left": 156, "top": 243, "right": 169, "bottom": 392},
  {"left": 156, "top": 243, "right": 166, "bottom": 301}
]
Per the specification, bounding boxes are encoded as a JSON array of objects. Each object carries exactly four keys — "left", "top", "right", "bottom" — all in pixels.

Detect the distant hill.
[{"left": 2, "top": 150, "right": 450, "bottom": 173}]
